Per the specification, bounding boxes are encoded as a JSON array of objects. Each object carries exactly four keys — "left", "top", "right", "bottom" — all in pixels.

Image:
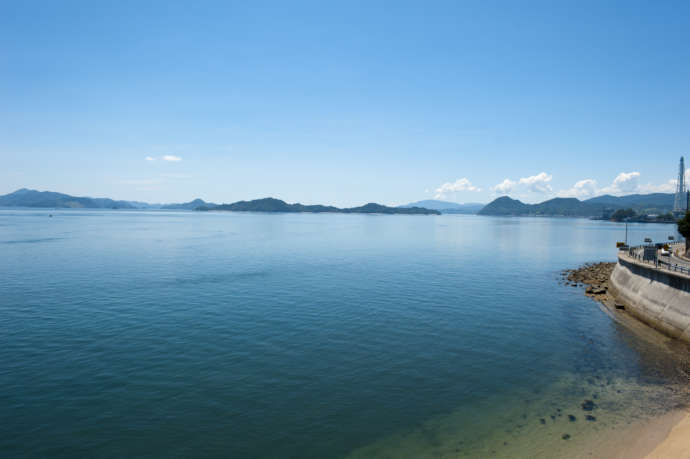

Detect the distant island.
[
  {"left": 1, "top": 188, "right": 679, "bottom": 220},
  {"left": 479, "top": 193, "right": 676, "bottom": 219},
  {"left": 160, "top": 198, "right": 218, "bottom": 210},
  {"left": 0, "top": 188, "right": 147, "bottom": 209},
  {"left": 199, "top": 198, "right": 440, "bottom": 215},
  {"left": 398, "top": 200, "right": 484, "bottom": 214},
  {"left": 0, "top": 189, "right": 439, "bottom": 215}
]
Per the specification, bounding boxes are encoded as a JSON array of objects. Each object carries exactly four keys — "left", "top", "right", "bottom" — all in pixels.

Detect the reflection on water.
[{"left": 0, "top": 210, "right": 687, "bottom": 458}]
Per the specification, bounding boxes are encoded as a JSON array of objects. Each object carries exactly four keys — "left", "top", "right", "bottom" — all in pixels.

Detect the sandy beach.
[
  {"left": 644, "top": 413, "right": 690, "bottom": 459},
  {"left": 574, "top": 411, "right": 690, "bottom": 459}
]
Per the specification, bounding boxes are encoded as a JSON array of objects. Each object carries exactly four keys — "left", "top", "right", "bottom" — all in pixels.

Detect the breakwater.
[{"left": 609, "top": 250, "right": 690, "bottom": 343}]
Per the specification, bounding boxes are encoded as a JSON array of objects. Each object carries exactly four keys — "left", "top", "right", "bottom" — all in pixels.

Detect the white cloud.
[
  {"left": 145, "top": 156, "right": 155, "bottom": 161},
  {"left": 557, "top": 170, "right": 683, "bottom": 199},
  {"left": 492, "top": 178, "right": 516, "bottom": 194},
  {"left": 557, "top": 179, "right": 599, "bottom": 199},
  {"left": 491, "top": 172, "right": 552, "bottom": 196},
  {"left": 518, "top": 172, "right": 553, "bottom": 193},
  {"left": 600, "top": 171, "right": 640, "bottom": 194},
  {"left": 639, "top": 180, "right": 677, "bottom": 194},
  {"left": 162, "top": 155, "right": 182, "bottom": 162},
  {"left": 434, "top": 178, "right": 481, "bottom": 199}
]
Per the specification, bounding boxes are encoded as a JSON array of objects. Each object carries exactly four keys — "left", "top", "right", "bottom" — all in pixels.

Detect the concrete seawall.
[{"left": 609, "top": 253, "right": 690, "bottom": 342}]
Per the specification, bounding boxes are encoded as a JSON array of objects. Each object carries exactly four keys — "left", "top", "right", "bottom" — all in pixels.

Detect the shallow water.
[{"left": 0, "top": 210, "right": 687, "bottom": 458}]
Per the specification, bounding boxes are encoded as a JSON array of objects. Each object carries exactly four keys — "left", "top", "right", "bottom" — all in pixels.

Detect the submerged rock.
[
  {"left": 540, "top": 418, "right": 546, "bottom": 425},
  {"left": 586, "top": 415, "right": 596, "bottom": 421},
  {"left": 562, "top": 434, "right": 571, "bottom": 440},
  {"left": 568, "top": 415, "right": 577, "bottom": 422},
  {"left": 581, "top": 400, "right": 596, "bottom": 411}
]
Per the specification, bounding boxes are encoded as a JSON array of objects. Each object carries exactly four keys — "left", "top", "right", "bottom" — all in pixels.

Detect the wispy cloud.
[
  {"left": 145, "top": 155, "right": 182, "bottom": 162},
  {"left": 434, "top": 178, "right": 481, "bottom": 199}
]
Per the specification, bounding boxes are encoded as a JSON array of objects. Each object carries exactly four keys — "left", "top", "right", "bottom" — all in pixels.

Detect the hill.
[
  {"left": 0, "top": 188, "right": 138, "bottom": 209},
  {"left": 478, "top": 196, "right": 531, "bottom": 215},
  {"left": 202, "top": 198, "right": 440, "bottom": 215},
  {"left": 399, "top": 200, "right": 484, "bottom": 213},
  {"left": 161, "top": 198, "right": 216, "bottom": 210},
  {"left": 479, "top": 193, "right": 675, "bottom": 217},
  {"left": 584, "top": 193, "right": 674, "bottom": 209}
]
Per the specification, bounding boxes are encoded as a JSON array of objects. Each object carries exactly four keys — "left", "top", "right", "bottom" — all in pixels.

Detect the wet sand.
[
  {"left": 591, "top": 410, "right": 687, "bottom": 459},
  {"left": 644, "top": 412, "right": 690, "bottom": 458}
]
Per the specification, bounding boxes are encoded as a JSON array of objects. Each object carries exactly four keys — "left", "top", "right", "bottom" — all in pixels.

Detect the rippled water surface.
[{"left": 0, "top": 210, "right": 687, "bottom": 458}]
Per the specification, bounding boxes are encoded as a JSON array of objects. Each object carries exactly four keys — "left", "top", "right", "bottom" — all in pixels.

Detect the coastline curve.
[{"left": 609, "top": 252, "right": 690, "bottom": 343}]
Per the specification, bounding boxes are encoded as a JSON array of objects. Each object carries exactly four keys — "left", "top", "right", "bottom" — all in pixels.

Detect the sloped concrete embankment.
[{"left": 609, "top": 255, "right": 690, "bottom": 343}]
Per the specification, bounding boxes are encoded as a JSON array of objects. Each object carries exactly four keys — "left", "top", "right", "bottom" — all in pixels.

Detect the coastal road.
[
  {"left": 662, "top": 243, "right": 690, "bottom": 269},
  {"left": 669, "top": 252, "right": 690, "bottom": 268}
]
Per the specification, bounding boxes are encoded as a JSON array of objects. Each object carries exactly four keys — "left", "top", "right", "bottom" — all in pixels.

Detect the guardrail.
[
  {"left": 659, "top": 259, "right": 690, "bottom": 275},
  {"left": 624, "top": 242, "right": 690, "bottom": 276}
]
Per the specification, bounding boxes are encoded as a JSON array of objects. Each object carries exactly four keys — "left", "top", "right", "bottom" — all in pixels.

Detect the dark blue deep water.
[{"left": 0, "top": 210, "right": 686, "bottom": 458}]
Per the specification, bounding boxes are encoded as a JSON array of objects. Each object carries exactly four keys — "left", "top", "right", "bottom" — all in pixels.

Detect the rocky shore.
[{"left": 561, "top": 262, "right": 616, "bottom": 305}]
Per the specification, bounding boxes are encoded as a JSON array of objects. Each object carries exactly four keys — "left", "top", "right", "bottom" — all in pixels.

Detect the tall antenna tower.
[{"left": 674, "top": 156, "right": 686, "bottom": 213}]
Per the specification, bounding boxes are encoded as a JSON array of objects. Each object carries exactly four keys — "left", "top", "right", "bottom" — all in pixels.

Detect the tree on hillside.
[
  {"left": 678, "top": 211, "right": 690, "bottom": 256},
  {"left": 611, "top": 208, "right": 636, "bottom": 222}
]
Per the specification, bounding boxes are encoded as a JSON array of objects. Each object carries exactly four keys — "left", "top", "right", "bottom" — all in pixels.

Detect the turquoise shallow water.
[{"left": 0, "top": 210, "right": 687, "bottom": 458}]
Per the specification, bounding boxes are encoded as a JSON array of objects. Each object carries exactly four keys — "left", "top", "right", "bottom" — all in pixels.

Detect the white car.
[{"left": 660, "top": 249, "right": 671, "bottom": 257}]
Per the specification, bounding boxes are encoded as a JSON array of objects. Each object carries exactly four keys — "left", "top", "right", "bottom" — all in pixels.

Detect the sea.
[{"left": 1, "top": 209, "right": 688, "bottom": 458}]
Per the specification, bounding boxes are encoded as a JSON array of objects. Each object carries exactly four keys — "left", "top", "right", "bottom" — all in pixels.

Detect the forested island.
[
  {"left": 0, "top": 189, "right": 439, "bottom": 215},
  {"left": 478, "top": 193, "right": 677, "bottom": 218},
  {"left": 198, "top": 198, "right": 440, "bottom": 215},
  {"left": 1, "top": 188, "right": 679, "bottom": 219}
]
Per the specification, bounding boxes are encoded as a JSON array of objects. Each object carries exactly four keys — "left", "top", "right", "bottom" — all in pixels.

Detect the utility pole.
[{"left": 625, "top": 222, "right": 628, "bottom": 245}]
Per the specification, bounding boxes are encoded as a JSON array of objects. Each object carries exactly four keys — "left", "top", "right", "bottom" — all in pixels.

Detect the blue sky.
[{"left": 1, "top": 1, "right": 689, "bottom": 206}]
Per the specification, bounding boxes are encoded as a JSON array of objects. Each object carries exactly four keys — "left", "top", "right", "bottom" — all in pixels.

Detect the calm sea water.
[{"left": 0, "top": 210, "right": 686, "bottom": 458}]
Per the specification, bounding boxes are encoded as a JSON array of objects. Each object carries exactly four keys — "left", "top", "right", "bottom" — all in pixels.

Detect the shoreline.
[
  {"left": 584, "top": 410, "right": 688, "bottom": 459},
  {"left": 644, "top": 412, "right": 690, "bottom": 458},
  {"left": 564, "top": 262, "right": 690, "bottom": 458}
]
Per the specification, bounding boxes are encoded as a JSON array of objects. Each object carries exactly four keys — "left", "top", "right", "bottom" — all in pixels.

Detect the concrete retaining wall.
[{"left": 609, "top": 254, "right": 690, "bottom": 342}]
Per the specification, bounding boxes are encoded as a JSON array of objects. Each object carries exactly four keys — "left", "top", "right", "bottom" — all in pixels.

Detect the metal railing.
[{"left": 624, "top": 242, "right": 690, "bottom": 276}]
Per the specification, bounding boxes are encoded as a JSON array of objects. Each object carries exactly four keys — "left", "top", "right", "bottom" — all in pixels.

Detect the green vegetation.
[
  {"left": 161, "top": 199, "right": 215, "bottom": 210},
  {"left": 479, "top": 193, "right": 676, "bottom": 217},
  {"left": 0, "top": 188, "right": 138, "bottom": 209},
  {"left": 200, "top": 198, "right": 440, "bottom": 215},
  {"left": 610, "top": 208, "right": 636, "bottom": 222}
]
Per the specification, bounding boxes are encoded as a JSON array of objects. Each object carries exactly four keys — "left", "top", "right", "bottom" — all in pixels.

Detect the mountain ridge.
[
  {"left": 0, "top": 189, "right": 439, "bottom": 215},
  {"left": 479, "top": 193, "right": 675, "bottom": 216},
  {"left": 0, "top": 188, "right": 138, "bottom": 209},
  {"left": 202, "top": 197, "right": 440, "bottom": 215}
]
